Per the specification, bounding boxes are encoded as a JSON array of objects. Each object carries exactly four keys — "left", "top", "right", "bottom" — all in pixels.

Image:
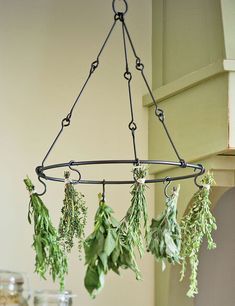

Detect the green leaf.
[
  {"left": 99, "top": 252, "right": 108, "bottom": 272},
  {"left": 104, "top": 229, "right": 116, "bottom": 256},
  {"left": 84, "top": 265, "right": 101, "bottom": 298}
]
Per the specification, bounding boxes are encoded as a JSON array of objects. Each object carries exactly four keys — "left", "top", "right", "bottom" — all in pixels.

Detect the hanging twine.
[
  {"left": 137, "top": 178, "right": 146, "bottom": 184},
  {"left": 201, "top": 184, "right": 210, "bottom": 190}
]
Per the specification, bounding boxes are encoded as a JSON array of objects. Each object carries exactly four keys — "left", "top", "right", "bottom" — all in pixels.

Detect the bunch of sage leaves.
[
  {"left": 58, "top": 171, "right": 87, "bottom": 257},
  {"left": 24, "top": 177, "right": 68, "bottom": 290},
  {"left": 180, "top": 172, "right": 216, "bottom": 297},
  {"left": 148, "top": 185, "right": 181, "bottom": 270},
  {"left": 84, "top": 193, "right": 120, "bottom": 298}
]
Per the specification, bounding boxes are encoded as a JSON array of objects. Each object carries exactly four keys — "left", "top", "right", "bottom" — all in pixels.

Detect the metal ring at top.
[{"left": 112, "top": 0, "right": 128, "bottom": 15}]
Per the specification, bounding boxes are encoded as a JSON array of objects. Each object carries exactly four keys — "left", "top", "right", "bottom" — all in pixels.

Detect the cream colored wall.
[{"left": 0, "top": 1, "right": 154, "bottom": 305}]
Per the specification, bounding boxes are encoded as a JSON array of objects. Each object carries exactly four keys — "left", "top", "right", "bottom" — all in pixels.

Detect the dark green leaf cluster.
[
  {"left": 148, "top": 185, "right": 181, "bottom": 270},
  {"left": 180, "top": 172, "right": 216, "bottom": 297},
  {"left": 58, "top": 171, "right": 87, "bottom": 257},
  {"left": 84, "top": 193, "right": 120, "bottom": 298},
  {"left": 119, "top": 165, "right": 148, "bottom": 256},
  {"left": 24, "top": 177, "right": 68, "bottom": 290}
]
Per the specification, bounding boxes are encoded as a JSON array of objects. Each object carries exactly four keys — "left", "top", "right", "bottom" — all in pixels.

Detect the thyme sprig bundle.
[
  {"left": 119, "top": 165, "right": 148, "bottom": 256},
  {"left": 148, "top": 185, "right": 181, "bottom": 270},
  {"left": 24, "top": 177, "right": 68, "bottom": 290},
  {"left": 58, "top": 171, "right": 87, "bottom": 256},
  {"left": 180, "top": 172, "right": 216, "bottom": 297},
  {"left": 84, "top": 193, "right": 120, "bottom": 298}
]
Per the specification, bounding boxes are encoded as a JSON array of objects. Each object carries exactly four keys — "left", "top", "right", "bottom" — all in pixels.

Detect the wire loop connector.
[
  {"left": 128, "top": 122, "right": 137, "bottom": 131},
  {"left": 112, "top": 0, "right": 128, "bottom": 16}
]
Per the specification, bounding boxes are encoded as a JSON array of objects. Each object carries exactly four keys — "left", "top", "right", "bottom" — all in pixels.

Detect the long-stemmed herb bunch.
[
  {"left": 180, "top": 172, "right": 216, "bottom": 297},
  {"left": 84, "top": 193, "right": 120, "bottom": 298},
  {"left": 58, "top": 171, "right": 87, "bottom": 258},
  {"left": 148, "top": 185, "right": 181, "bottom": 270},
  {"left": 24, "top": 177, "right": 68, "bottom": 290},
  {"left": 118, "top": 165, "right": 149, "bottom": 257}
]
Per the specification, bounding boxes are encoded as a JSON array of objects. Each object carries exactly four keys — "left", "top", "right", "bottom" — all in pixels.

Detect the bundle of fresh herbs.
[
  {"left": 58, "top": 171, "right": 87, "bottom": 257},
  {"left": 24, "top": 177, "right": 68, "bottom": 290},
  {"left": 84, "top": 193, "right": 120, "bottom": 298},
  {"left": 114, "top": 222, "right": 142, "bottom": 280},
  {"left": 148, "top": 185, "right": 181, "bottom": 270},
  {"left": 119, "top": 165, "right": 148, "bottom": 256},
  {"left": 180, "top": 172, "right": 216, "bottom": 297}
]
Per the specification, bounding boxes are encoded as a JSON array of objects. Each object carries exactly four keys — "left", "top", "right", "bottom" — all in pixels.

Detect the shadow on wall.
[
  {"left": 165, "top": 187, "right": 235, "bottom": 306},
  {"left": 195, "top": 187, "right": 235, "bottom": 306}
]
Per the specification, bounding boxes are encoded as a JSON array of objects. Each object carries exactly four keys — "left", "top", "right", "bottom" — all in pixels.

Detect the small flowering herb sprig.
[
  {"left": 58, "top": 171, "right": 87, "bottom": 258},
  {"left": 180, "top": 172, "right": 216, "bottom": 297}
]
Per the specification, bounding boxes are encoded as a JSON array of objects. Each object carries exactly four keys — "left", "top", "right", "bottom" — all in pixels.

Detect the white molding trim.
[{"left": 143, "top": 60, "right": 235, "bottom": 107}]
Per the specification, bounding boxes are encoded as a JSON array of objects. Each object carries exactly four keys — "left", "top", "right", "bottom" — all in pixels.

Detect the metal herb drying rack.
[{"left": 35, "top": 0, "right": 205, "bottom": 196}]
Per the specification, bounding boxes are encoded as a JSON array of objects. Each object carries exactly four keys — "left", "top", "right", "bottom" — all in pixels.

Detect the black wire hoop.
[{"left": 36, "top": 160, "right": 205, "bottom": 185}]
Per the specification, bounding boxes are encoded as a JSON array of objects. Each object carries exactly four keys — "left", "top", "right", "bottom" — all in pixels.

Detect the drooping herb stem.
[
  {"left": 58, "top": 171, "right": 87, "bottom": 257},
  {"left": 115, "top": 222, "right": 142, "bottom": 280},
  {"left": 119, "top": 165, "right": 148, "bottom": 257},
  {"left": 180, "top": 172, "right": 216, "bottom": 297},
  {"left": 148, "top": 185, "right": 181, "bottom": 270},
  {"left": 24, "top": 177, "right": 68, "bottom": 290},
  {"left": 84, "top": 193, "right": 120, "bottom": 298}
]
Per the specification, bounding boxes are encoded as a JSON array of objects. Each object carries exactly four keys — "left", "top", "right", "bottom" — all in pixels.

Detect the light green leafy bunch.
[
  {"left": 24, "top": 177, "right": 68, "bottom": 291},
  {"left": 119, "top": 165, "right": 148, "bottom": 257},
  {"left": 84, "top": 193, "right": 120, "bottom": 298},
  {"left": 58, "top": 171, "right": 87, "bottom": 257},
  {"left": 180, "top": 172, "right": 216, "bottom": 297},
  {"left": 148, "top": 185, "right": 181, "bottom": 270}
]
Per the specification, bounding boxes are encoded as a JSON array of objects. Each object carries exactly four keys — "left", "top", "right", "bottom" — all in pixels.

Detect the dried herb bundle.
[
  {"left": 114, "top": 223, "right": 142, "bottom": 280},
  {"left": 119, "top": 165, "right": 148, "bottom": 256},
  {"left": 148, "top": 185, "right": 181, "bottom": 270},
  {"left": 58, "top": 171, "right": 87, "bottom": 256},
  {"left": 24, "top": 177, "right": 68, "bottom": 290},
  {"left": 180, "top": 172, "right": 216, "bottom": 297},
  {"left": 84, "top": 193, "right": 120, "bottom": 298}
]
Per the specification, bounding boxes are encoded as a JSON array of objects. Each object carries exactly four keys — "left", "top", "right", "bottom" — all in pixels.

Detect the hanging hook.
[
  {"left": 163, "top": 177, "right": 172, "bottom": 198},
  {"left": 194, "top": 164, "right": 205, "bottom": 189},
  {"left": 68, "top": 160, "right": 81, "bottom": 184},
  {"left": 102, "top": 179, "right": 106, "bottom": 202},
  {"left": 36, "top": 176, "right": 47, "bottom": 196},
  {"left": 112, "top": 0, "right": 128, "bottom": 15}
]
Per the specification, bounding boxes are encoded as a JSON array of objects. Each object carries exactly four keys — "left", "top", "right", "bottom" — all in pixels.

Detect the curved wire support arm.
[
  {"left": 121, "top": 17, "right": 139, "bottom": 162},
  {"left": 40, "top": 19, "right": 118, "bottom": 169},
  {"left": 122, "top": 20, "right": 186, "bottom": 165}
]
